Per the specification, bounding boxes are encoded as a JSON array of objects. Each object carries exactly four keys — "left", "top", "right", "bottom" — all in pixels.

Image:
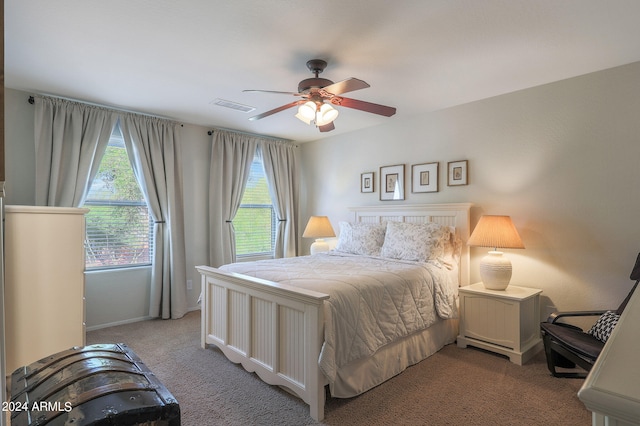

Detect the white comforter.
[{"left": 220, "top": 252, "right": 458, "bottom": 385}]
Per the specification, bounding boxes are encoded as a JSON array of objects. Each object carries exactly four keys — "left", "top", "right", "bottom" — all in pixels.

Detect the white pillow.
[
  {"left": 380, "top": 221, "right": 451, "bottom": 262},
  {"left": 334, "top": 222, "right": 386, "bottom": 256}
]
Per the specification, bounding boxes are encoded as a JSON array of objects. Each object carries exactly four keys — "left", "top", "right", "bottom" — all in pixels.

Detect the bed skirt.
[{"left": 331, "top": 318, "right": 459, "bottom": 398}]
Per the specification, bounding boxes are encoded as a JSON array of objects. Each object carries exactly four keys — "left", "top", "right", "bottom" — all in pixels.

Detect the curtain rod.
[
  {"left": 27, "top": 95, "right": 183, "bottom": 126},
  {"left": 207, "top": 127, "right": 291, "bottom": 143}
]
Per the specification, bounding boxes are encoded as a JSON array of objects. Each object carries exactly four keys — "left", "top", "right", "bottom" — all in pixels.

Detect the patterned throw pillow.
[
  {"left": 380, "top": 221, "right": 451, "bottom": 262},
  {"left": 334, "top": 222, "right": 387, "bottom": 256},
  {"left": 587, "top": 311, "right": 620, "bottom": 343}
]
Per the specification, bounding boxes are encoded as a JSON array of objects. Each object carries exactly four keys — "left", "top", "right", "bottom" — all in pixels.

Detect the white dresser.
[{"left": 4, "top": 205, "right": 89, "bottom": 373}]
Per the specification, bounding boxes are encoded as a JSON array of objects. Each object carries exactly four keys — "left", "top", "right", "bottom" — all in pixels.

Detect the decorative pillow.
[
  {"left": 334, "top": 222, "right": 387, "bottom": 256},
  {"left": 380, "top": 221, "right": 451, "bottom": 262},
  {"left": 587, "top": 311, "right": 620, "bottom": 343}
]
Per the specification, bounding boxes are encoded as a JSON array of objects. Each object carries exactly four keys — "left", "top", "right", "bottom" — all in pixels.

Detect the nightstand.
[{"left": 457, "top": 283, "right": 543, "bottom": 365}]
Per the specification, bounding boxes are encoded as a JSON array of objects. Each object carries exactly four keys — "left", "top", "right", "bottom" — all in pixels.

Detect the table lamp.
[
  {"left": 303, "top": 216, "right": 336, "bottom": 255},
  {"left": 467, "top": 215, "right": 525, "bottom": 290}
]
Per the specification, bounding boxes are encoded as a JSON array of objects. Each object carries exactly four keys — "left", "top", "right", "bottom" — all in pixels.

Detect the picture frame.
[
  {"left": 447, "top": 160, "right": 468, "bottom": 186},
  {"left": 380, "top": 164, "right": 405, "bottom": 201},
  {"left": 411, "top": 162, "right": 439, "bottom": 193},
  {"left": 361, "top": 172, "right": 374, "bottom": 193}
]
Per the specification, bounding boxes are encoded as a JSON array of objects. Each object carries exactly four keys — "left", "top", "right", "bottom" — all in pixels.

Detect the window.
[
  {"left": 83, "top": 125, "right": 154, "bottom": 269},
  {"left": 234, "top": 155, "right": 276, "bottom": 259}
]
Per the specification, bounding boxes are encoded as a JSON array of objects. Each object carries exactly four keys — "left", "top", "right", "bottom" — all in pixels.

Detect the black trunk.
[{"left": 10, "top": 344, "right": 180, "bottom": 426}]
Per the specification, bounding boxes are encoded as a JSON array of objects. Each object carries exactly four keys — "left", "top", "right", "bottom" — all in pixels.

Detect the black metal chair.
[{"left": 540, "top": 252, "right": 640, "bottom": 378}]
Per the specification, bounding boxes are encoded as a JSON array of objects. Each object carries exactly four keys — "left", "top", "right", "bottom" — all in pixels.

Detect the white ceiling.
[{"left": 6, "top": 1, "right": 640, "bottom": 142}]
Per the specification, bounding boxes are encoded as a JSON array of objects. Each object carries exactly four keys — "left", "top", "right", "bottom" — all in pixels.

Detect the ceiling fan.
[{"left": 243, "top": 59, "right": 397, "bottom": 132}]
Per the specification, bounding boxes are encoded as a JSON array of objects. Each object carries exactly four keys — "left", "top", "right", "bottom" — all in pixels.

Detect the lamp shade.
[
  {"left": 467, "top": 215, "right": 524, "bottom": 250},
  {"left": 302, "top": 216, "right": 336, "bottom": 238},
  {"left": 467, "top": 215, "right": 524, "bottom": 291},
  {"left": 303, "top": 216, "right": 336, "bottom": 255}
]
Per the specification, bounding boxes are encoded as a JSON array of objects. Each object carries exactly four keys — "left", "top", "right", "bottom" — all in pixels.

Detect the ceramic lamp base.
[
  {"left": 480, "top": 251, "right": 513, "bottom": 290},
  {"left": 310, "top": 239, "right": 330, "bottom": 255}
]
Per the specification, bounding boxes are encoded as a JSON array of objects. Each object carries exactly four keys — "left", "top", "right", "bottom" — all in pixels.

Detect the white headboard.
[{"left": 349, "top": 203, "right": 473, "bottom": 286}]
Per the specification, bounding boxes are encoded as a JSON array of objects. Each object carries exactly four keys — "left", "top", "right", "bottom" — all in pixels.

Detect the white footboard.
[{"left": 196, "top": 265, "right": 330, "bottom": 421}]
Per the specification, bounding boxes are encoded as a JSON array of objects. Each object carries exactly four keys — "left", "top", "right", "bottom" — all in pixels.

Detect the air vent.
[{"left": 211, "top": 98, "right": 255, "bottom": 113}]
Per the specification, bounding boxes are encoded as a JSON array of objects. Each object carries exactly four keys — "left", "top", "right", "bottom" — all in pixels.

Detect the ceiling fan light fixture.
[
  {"left": 294, "top": 111, "right": 312, "bottom": 124},
  {"left": 315, "top": 103, "right": 339, "bottom": 126},
  {"left": 298, "top": 101, "right": 317, "bottom": 121}
]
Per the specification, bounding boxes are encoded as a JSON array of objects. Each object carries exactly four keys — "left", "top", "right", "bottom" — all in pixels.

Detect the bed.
[{"left": 196, "top": 203, "right": 472, "bottom": 421}]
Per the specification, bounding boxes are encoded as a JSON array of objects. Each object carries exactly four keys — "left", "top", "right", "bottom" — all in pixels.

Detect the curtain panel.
[
  {"left": 208, "top": 130, "right": 257, "bottom": 267},
  {"left": 34, "top": 96, "right": 118, "bottom": 207},
  {"left": 120, "top": 114, "right": 188, "bottom": 319},
  {"left": 258, "top": 140, "right": 300, "bottom": 259}
]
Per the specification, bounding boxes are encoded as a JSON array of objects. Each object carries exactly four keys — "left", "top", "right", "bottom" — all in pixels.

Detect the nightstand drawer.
[{"left": 460, "top": 294, "right": 520, "bottom": 349}]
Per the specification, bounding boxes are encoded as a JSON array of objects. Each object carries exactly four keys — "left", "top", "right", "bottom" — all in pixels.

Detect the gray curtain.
[
  {"left": 34, "top": 96, "right": 118, "bottom": 207},
  {"left": 208, "top": 130, "right": 257, "bottom": 267},
  {"left": 259, "top": 141, "right": 300, "bottom": 258},
  {"left": 120, "top": 114, "right": 188, "bottom": 320}
]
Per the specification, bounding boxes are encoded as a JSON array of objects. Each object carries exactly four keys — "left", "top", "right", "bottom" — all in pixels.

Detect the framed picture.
[
  {"left": 447, "top": 160, "right": 468, "bottom": 186},
  {"left": 380, "top": 164, "right": 405, "bottom": 201},
  {"left": 411, "top": 162, "right": 439, "bottom": 193},
  {"left": 361, "top": 172, "right": 374, "bottom": 193}
]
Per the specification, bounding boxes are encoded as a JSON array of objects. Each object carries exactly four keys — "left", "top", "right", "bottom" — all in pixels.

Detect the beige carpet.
[{"left": 87, "top": 311, "right": 591, "bottom": 425}]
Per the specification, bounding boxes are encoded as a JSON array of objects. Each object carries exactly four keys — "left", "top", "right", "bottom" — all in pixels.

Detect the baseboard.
[
  {"left": 86, "top": 316, "right": 153, "bottom": 332},
  {"left": 87, "top": 307, "right": 200, "bottom": 332}
]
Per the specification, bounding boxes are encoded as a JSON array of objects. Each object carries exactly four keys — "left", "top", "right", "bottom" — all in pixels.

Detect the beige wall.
[
  {"left": 5, "top": 61, "right": 640, "bottom": 327},
  {"left": 300, "top": 61, "right": 640, "bottom": 318}
]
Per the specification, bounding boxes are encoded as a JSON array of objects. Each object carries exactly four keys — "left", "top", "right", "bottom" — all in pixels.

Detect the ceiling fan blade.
[
  {"left": 334, "top": 97, "right": 397, "bottom": 117},
  {"left": 321, "top": 78, "right": 370, "bottom": 95},
  {"left": 249, "top": 100, "right": 304, "bottom": 121},
  {"left": 318, "top": 122, "right": 335, "bottom": 132},
  {"left": 243, "top": 89, "right": 303, "bottom": 96}
]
